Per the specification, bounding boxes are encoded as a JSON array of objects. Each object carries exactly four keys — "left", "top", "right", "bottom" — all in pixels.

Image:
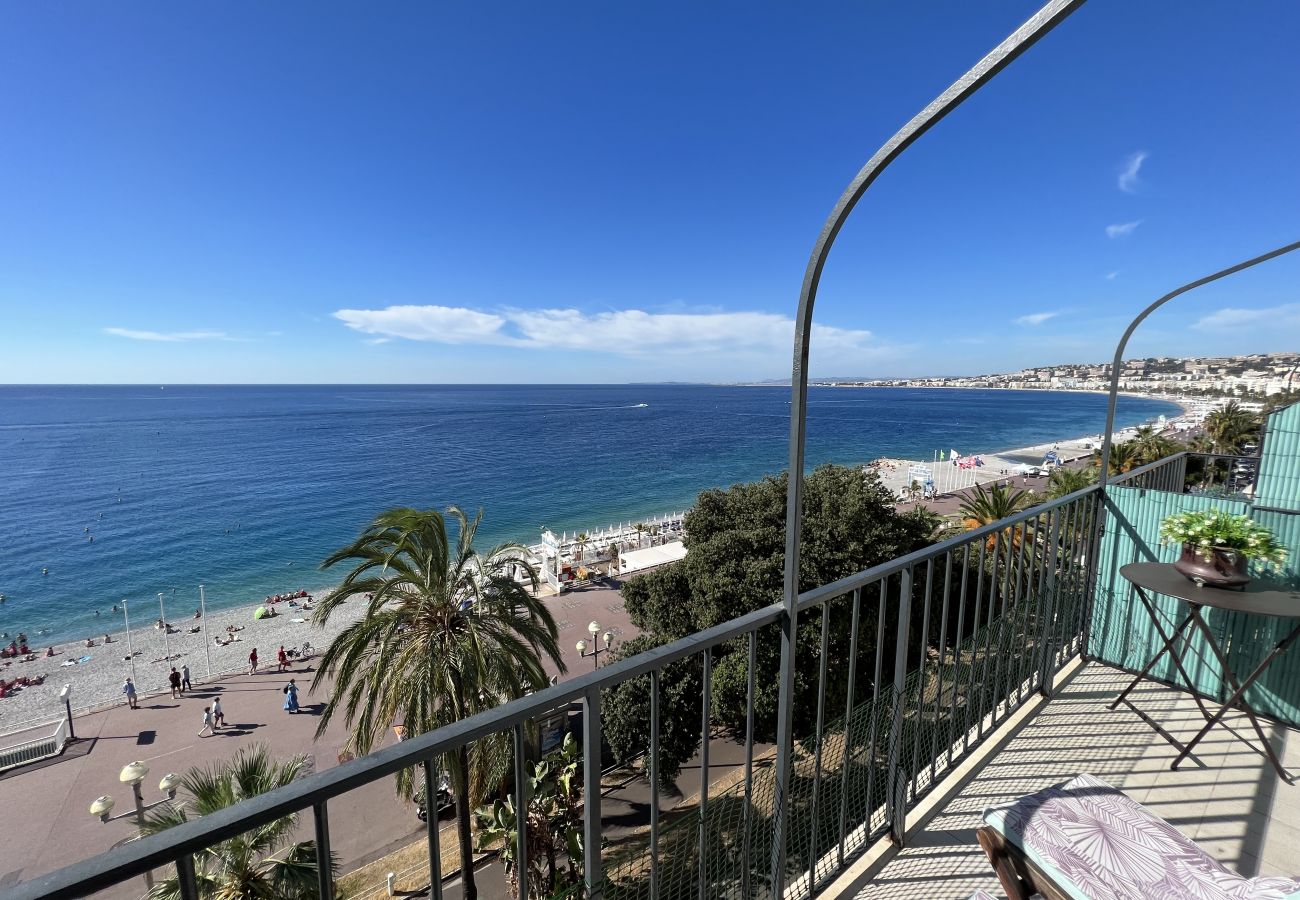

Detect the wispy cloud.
[
  {"left": 103, "top": 327, "right": 235, "bottom": 342},
  {"left": 1192, "top": 303, "right": 1300, "bottom": 332},
  {"left": 1014, "top": 311, "right": 1061, "bottom": 326},
  {"left": 1106, "top": 271, "right": 1120, "bottom": 280},
  {"left": 333, "top": 304, "right": 887, "bottom": 359},
  {"left": 1105, "top": 220, "right": 1142, "bottom": 239},
  {"left": 1118, "top": 151, "right": 1148, "bottom": 193}
]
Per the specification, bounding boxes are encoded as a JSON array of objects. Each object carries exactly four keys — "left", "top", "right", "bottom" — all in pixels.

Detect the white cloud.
[
  {"left": 332, "top": 304, "right": 885, "bottom": 359},
  {"left": 1118, "top": 151, "right": 1148, "bottom": 193},
  {"left": 333, "top": 305, "right": 507, "bottom": 344},
  {"left": 1014, "top": 311, "right": 1061, "bottom": 326},
  {"left": 1106, "top": 271, "right": 1120, "bottom": 280},
  {"left": 1192, "top": 303, "right": 1300, "bottom": 332},
  {"left": 103, "top": 327, "right": 234, "bottom": 342},
  {"left": 1105, "top": 220, "right": 1142, "bottom": 239}
]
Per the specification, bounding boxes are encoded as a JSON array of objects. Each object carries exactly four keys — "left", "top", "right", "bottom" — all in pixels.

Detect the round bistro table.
[{"left": 1113, "top": 561, "right": 1300, "bottom": 782}]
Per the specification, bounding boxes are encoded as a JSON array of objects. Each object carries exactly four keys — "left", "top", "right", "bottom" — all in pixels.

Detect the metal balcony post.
[
  {"left": 1039, "top": 507, "right": 1063, "bottom": 698},
  {"left": 775, "top": 3, "right": 1086, "bottom": 894},
  {"left": 313, "top": 801, "right": 334, "bottom": 900},
  {"left": 583, "top": 688, "right": 603, "bottom": 899},
  {"left": 887, "top": 568, "right": 913, "bottom": 846}
]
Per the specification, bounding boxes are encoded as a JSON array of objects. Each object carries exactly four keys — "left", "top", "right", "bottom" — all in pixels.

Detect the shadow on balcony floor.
[{"left": 841, "top": 662, "right": 1300, "bottom": 900}]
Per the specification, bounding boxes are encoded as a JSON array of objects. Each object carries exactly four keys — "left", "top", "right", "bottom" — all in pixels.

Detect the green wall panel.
[
  {"left": 1091, "top": 403, "right": 1300, "bottom": 726},
  {"left": 1257, "top": 403, "right": 1300, "bottom": 512}
]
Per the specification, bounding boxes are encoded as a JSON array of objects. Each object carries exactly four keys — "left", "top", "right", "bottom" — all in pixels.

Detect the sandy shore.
[
  {"left": 0, "top": 594, "right": 368, "bottom": 729},
  {"left": 870, "top": 397, "right": 1197, "bottom": 498}
]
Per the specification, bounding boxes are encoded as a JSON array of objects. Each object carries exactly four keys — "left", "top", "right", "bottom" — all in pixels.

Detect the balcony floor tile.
[{"left": 841, "top": 662, "right": 1300, "bottom": 900}]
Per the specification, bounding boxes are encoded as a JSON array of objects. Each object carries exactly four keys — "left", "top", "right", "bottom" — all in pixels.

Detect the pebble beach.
[{"left": 0, "top": 593, "right": 367, "bottom": 729}]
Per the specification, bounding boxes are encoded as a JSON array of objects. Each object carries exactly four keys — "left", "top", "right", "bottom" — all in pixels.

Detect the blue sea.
[{"left": 0, "top": 385, "right": 1179, "bottom": 643}]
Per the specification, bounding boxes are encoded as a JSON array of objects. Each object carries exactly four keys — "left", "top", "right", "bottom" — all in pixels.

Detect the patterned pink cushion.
[{"left": 982, "top": 774, "right": 1300, "bottom": 900}]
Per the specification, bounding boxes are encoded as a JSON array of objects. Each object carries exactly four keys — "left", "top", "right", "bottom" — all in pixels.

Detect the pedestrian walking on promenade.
[
  {"left": 283, "top": 678, "right": 299, "bottom": 714},
  {"left": 198, "top": 705, "right": 214, "bottom": 737},
  {"left": 181, "top": 663, "right": 191, "bottom": 692},
  {"left": 122, "top": 677, "right": 138, "bottom": 709},
  {"left": 277, "top": 645, "right": 288, "bottom": 673},
  {"left": 168, "top": 667, "right": 182, "bottom": 698},
  {"left": 211, "top": 696, "right": 224, "bottom": 728},
  {"left": 248, "top": 647, "right": 259, "bottom": 675}
]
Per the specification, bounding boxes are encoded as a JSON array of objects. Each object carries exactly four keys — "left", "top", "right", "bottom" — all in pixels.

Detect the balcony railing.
[
  {"left": 8, "top": 486, "right": 1102, "bottom": 900},
  {"left": 1111, "top": 450, "right": 1260, "bottom": 499}
]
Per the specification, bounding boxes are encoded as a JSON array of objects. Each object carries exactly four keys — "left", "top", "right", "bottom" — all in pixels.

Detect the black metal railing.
[
  {"left": 1112, "top": 451, "right": 1260, "bottom": 498},
  {"left": 7, "top": 487, "right": 1102, "bottom": 900}
]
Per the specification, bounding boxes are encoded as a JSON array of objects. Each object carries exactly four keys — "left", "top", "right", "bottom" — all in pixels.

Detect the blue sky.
[{"left": 1, "top": 2, "right": 1297, "bottom": 384}]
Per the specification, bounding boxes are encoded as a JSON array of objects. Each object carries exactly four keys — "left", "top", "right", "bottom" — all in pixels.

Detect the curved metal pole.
[
  {"left": 1096, "top": 240, "right": 1300, "bottom": 487},
  {"left": 774, "top": 0, "right": 1084, "bottom": 888}
]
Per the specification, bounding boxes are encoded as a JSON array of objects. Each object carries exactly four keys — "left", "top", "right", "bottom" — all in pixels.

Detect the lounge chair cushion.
[
  {"left": 982, "top": 773, "right": 1300, "bottom": 899},
  {"left": 967, "top": 892, "right": 999, "bottom": 900}
]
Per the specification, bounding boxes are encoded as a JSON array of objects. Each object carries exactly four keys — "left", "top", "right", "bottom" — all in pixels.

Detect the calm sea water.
[{"left": 0, "top": 385, "right": 1178, "bottom": 643}]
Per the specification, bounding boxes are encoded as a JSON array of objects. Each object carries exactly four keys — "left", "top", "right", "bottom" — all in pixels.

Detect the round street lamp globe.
[
  {"left": 603, "top": 631, "right": 612, "bottom": 646},
  {"left": 119, "top": 761, "right": 149, "bottom": 785},
  {"left": 575, "top": 640, "right": 586, "bottom": 654},
  {"left": 89, "top": 795, "right": 115, "bottom": 819},
  {"left": 159, "top": 773, "right": 182, "bottom": 796},
  {"left": 587, "top": 621, "right": 600, "bottom": 636}
]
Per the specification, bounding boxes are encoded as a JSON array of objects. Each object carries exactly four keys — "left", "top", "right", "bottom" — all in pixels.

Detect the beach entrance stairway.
[{"left": 0, "top": 717, "right": 70, "bottom": 773}]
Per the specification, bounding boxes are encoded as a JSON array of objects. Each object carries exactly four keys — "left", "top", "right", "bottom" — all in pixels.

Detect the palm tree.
[
  {"left": 1130, "top": 425, "right": 1178, "bottom": 466},
  {"left": 632, "top": 522, "right": 647, "bottom": 548},
  {"left": 959, "top": 482, "right": 1031, "bottom": 530},
  {"left": 1096, "top": 441, "right": 1140, "bottom": 474},
  {"left": 140, "top": 745, "right": 330, "bottom": 899},
  {"left": 574, "top": 532, "right": 589, "bottom": 562},
  {"left": 1046, "top": 466, "right": 1096, "bottom": 499},
  {"left": 1204, "top": 401, "right": 1258, "bottom": 454},
  {"left": 311, "top": 506, "right": 565, "bottom": 900}
]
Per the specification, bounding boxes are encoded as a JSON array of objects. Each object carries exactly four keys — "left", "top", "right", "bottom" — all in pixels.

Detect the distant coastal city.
[{"left": 819, "top": 350, "right": 1300, "bottom": 399}]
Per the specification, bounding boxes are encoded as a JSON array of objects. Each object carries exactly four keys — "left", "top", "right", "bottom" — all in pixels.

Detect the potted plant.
[{"left": 1159, "top": 509, "right": 1287, "bottom": 588}]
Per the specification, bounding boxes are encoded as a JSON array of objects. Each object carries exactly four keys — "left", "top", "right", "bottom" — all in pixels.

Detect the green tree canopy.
[
  {"left": 601, "top": 635, "right": 705, "bottom": 790},
  {"left": 611, "top": 464, "right": 938, "bottom": 766}
]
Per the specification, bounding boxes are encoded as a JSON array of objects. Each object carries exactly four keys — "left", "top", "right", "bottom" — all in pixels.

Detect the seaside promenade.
[{"left": 0, "top": 580, "right": 639, "bottom": 898}]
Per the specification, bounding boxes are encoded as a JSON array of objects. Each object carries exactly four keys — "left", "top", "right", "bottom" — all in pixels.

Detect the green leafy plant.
[
  {"left": 474, "top": 732, "right": 584, "bottom": 899},
  {"left": 1160, "top": 509, "right": 1287, "bottom": 566},
  {"left": 139, "top": 745, "right": 335, "bottom": 899}
]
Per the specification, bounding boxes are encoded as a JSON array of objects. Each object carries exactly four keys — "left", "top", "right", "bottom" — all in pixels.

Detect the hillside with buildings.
[{"left": 830, "top": 351, "right": 1300, "bottom": 398}]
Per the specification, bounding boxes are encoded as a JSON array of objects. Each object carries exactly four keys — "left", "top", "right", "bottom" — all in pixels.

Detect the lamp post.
[
  {"left": 58, "top": 683, "right": 75, "bottom": 741},
  {"left": 575, "top": 620, "right": 613, "bottom": 670},
  {"left": 158, "top": 592, "right": 171, "bottom": 661},
  {"left": 122, "top": 599, "right": 138, "bottom": 683},
  {"left": 199, "top": 584, "right": 212, "bottom": 678},
  {"left": 89, "top": 762, "right": 182, "bottom": 890}
]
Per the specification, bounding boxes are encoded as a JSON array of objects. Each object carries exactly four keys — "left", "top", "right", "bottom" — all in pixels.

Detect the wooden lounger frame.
[{"left": 975, "top": 825, "right": 1074, "bottom": 900}]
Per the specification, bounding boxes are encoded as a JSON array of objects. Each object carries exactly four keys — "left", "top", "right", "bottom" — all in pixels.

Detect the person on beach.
[
  {"left": 248, "top": 648, "right": 258, "bottom": 675},
  {"left": 211, "top": 696, "right": 224, "bottom": 727},
  {"left": 168, "top": 667, "right": 182, "bottom": 698},
  {"left": 277, "top": 645, "right": 288, "bottom": 673},
  {"left": 198, "top": 705, "right": 214, "bottom": 737},
  {"left": 181, "top": 663, "right": 191, "bottom": 692},
  {"left": 123, "top": 677, "right": 138, "bottom": 709},
  {"left": 283, "top": 678, "right": 299, "bottom": 714}
]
